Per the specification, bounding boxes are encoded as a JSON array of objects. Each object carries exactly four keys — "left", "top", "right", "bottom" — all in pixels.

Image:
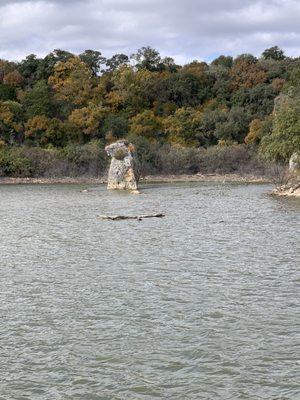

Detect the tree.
[
  {"left": 109, "top": 66, "right": 156, "bottom": 112},
  {"left": 244, "top": 119, "right": 262, "bottom": 145},
  {"left": 0, "top": 101, "right": 24, "bottom": 143},
  {"left": 48, "top": 57, "right": 94, "bottom": 108},
  {"left": 231, "top": 84, "right": 276, "bottom": 118},
  {"left": 260, "top": 98, "right": 300, "bottom": 161},
  {"left": 79, "top": 49, "right": 106, "bottom": 75},
  {"left": 25, "top": 115, "right": 66, "bottom": 147},
  {"left": 215, "top": 107, "right": 252, "bottom": 142},
  {"left": 131, "top": 46, "right": 162, "bottom": 71},
  {"left": 130, "top": 110, "right": 163, "bottom": 139},
  {"left": 210, "top": 64, "right": 232, "bottom": 105},
  {"left": 262, "top": 46, "right": 285, "bottom": 61},
  {"left": 196, "top": 107, "right": 227, "bottom": 146},
  {"left": 101, "top": 114, "right": 128, "bottom": 140},
  {"left": 68, "top": 103, "right": 109, "bottom": 142},
  {"left": 0, "top": 84, "right": 16, "bottom": 101},
  {"left": 3, "top": 70, "right": 23, "bottom": 87},
  {"left": 163, "top": 107, "right": 202, "bottom": 145},
  {"left": 258, "top": 58, "right": 287, "bottom": 81},
  {"left": 36, "top": 49, "right": 74, "bottom": 80},
  {"left": 0, "top": 60, "right": 16, "bottom": 83},
  {"left": 161, "top": 57, "right": 178, "bottom": 72},
  {"left": 0, "top": 45, "right": 299, "bottom": 177},
  {"left": 17, "top": 54, "right": 41, "bottom": 84},
  {"left": 211, "top": 55, "right": 233, "bottom": 69},
  {"left": 106, "top": 54, "right": 129, "bottom": 72},
  {"left": 165, "top": 70, "right": 213, "bottom": 107},
  {"left": 21, "top": 80, "right": 54, "bottom": 119},
  {"left": 25, "top": 115, "right": 48, "bottom": 144},
  {"left": 231, "top": 54, "right": 267, "bottom": 89},
  {"left": 288, "top": 67, "right": 300, "bottom": 94}
]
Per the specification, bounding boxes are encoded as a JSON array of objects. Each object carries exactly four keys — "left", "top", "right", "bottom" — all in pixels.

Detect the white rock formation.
[{"left": 105, "top": 140, "right": 139, "bottom": 190}]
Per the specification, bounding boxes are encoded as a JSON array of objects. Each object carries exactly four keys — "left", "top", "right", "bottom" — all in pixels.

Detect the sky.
[{"left": 0, "top": 0, "right": 300, "bottom": 64}]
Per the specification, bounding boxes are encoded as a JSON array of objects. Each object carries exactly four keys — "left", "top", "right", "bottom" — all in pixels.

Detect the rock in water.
[{"left": 105, "top": 140, "right": 139, "bottom": 190}]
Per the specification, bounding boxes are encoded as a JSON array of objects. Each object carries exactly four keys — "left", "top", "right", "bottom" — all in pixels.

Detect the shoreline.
[
  {"left": 1, "top": 174, "right": 299, "bottom": 198},
  {"left": 0, "top": 173, "right": 269, "bottom": 185},
  {"left": 271, "top": 183, "right": 300, "bottom": 198}
]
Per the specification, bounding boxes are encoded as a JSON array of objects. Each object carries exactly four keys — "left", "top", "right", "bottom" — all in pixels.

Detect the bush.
[
  {"left": 114, "top": 147, "right": 127, "bottom": 160},
  {"left": 0, "top": 147, "right": 33, "bottom": 177},
  {"left": 20, "top": 147, "right": 67, "bottom": 177},
  {"left": 154, "top": 145, "right": 201, "bottom": 174},
  {"left": 0, "top": 141, "right": 108, "bottom": 178},
  {"left": 62, "top": 140, "right": 107, "bottom": 176},
  {"left": 143, "top": 143, "right": 267, "bottom": 175},
  {"left": 0, "top": 141, "right": 269, "bottom": 178}
]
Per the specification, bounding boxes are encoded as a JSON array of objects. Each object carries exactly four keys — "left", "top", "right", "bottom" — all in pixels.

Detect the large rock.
[{"left": 105, "top": 140, "right": 139, "bottom": 190}]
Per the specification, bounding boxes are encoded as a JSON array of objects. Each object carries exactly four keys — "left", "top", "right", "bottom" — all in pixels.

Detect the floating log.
[{"left": 97, "top": 213, "right": 165, "bottom": 221}]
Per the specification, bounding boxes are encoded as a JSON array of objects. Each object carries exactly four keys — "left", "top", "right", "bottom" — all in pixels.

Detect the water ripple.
[{"left": 0, "top": 182, "right": 299, "bottom": 399}]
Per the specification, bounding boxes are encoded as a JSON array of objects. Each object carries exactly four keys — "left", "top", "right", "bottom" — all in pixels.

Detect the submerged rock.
[{"left": 105, "top": 140, "right": 139, "bottom": 190}]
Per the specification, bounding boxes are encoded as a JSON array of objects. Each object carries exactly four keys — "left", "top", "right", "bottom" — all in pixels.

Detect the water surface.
[{"left": 0, "top": 182, "right": 299, "bottom": 399}]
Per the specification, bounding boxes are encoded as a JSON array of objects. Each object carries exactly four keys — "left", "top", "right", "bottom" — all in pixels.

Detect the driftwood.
[{"left": 98, "top": 213, "right": 165, "bottom": 221}]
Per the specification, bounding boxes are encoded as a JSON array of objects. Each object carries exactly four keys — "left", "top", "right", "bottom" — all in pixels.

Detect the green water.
[{"left": 0, "top": 182, "right": 299, "bottom": 399}]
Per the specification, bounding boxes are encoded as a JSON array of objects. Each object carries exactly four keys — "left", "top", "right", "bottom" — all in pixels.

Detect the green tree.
[
  {"left": 21, "top": 80, "right": 54, "bottom": 119},
  {"left": 262, "top": 46, "right": 285, "bottom": 61},
  {"left": 17, "top": 54, "right": 41, "bottom": 85},
  {"left": 260, "top": 98, "right": 300, "bottom": 161},
  {"left": 216, "top": 107, "right": 252, "bottom": 142},
  {"left": 210, "top": 64, "right": 232, "bottom": 105},
  {"left": 131, "top": 46, "right": 162, "bottom": 71},
  {"left": 211, "top": 55, "right": 233, "bottom": 69},
  {"left": 106, "top": 54, "right": 129, "bottom": 72},
  {"left": 36, "top": 49, "right": 74, "bottom": 80},
  {"left": 79, "top": 49, "right": 106, "bottom": 75},
  {"left": 196, "top": 107, "right": 227, "bottom": 146},
  {"left": 0, "top": 84, "right": 16, "bottom": 101},
  {"left": 109, "top": 66, "right": 157, "bottom": 112},
  {"left": 288, "top": 67, "right": 300, "bottom": 95},
  {"left": 163, "top": 107, "right": 202, "bottom": 145},
  {"left": 231, "top": 84, "right": 276, "bottom": 118},
  {"left": 101, "top": 114, "right": 128, "bottom": 139},
  {"left": 165, "top": 70, "right": 213, "bottom": 107}
]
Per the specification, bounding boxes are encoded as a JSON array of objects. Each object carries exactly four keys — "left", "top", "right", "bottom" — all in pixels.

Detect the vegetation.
[{"left": 0, "top": 46, "right": 299, "bottom": 177}]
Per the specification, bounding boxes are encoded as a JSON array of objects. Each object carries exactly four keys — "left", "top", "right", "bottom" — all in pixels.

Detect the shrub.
[
  {"left": 0, "top": 147, "right": 33, "bottom": 177},
  {"left": 114, "top": 147, "right": 127, "bottom": 160},
  {"left": 0, "top": 141, "right": 108, "bottom": 177}
]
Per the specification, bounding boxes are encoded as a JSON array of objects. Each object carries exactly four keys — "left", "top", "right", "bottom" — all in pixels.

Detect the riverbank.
[
  {"left": 272, "top": 183, "right": 300, "bottom": 198},
  {"left": 0, "top": 173, "right": 269, "bottom": 185}
]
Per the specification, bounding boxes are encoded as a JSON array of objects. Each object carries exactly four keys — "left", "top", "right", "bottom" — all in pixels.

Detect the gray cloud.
[{"left": 0, "top": 0, "right": 299, "bottom": 63}]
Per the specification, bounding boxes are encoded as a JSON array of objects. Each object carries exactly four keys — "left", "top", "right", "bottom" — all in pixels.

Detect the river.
[{"left": 0, "top": 182, "right": 299, "bottom": 399}]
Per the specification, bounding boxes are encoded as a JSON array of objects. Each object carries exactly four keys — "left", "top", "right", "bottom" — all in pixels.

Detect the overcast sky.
[{"left": 0, "top": 0, "right": 300, "bottom": 63}]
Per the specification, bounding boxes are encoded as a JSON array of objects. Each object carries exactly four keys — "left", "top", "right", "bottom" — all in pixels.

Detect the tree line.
[{"left": 0, "top": 45, "right": 299, "bottom": 176}]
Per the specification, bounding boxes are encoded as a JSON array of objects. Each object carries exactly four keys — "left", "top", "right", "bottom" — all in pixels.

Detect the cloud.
[{"left": 0, "top": 0, "right": 299, "bottom": 63}]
